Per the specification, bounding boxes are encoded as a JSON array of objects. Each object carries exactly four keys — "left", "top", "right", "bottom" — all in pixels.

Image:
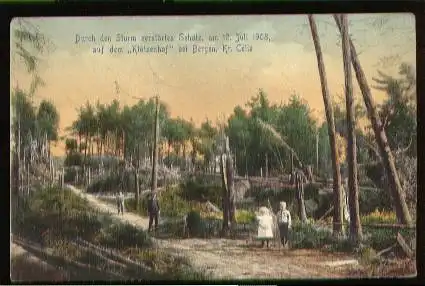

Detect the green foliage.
[
  {"left": 87, "top": 172, "right": 122, "bottom": 193},
  {"left": 363, "top": 227, "right": 415, "bottom": 251},
  {"left": 227, "top": 91, "right": 319, "bottom": 176},
  {"left": 289, "top": 222, "right": 334, "bottom": 249},
  {"left": 186, "top": 210, "right": 205, "bottom": 237},
  {"left": 11, "top": 89, "right": 60, "bottom": 162},
  {"left": 97, "top": 223, "right": 152, "bottom": 249},
  {"left": 361, "top": 209, "right": 397, "bottom": 225},
  {"left": 36, "top": 100, "right": 60, "bottom": 141},
  {"left": 11, "top": 89, "right": 37, "bottom": 145},
  {"left": 251, "top": 184, "right": 321, "bottom": 217},
  {"left": 358, "top": 188, "right": 392, "bottom": 214},
  {"left": 235, "top": 210, "right": 256, "bottom": 224},
  {"left": 125, "top": 186, "right": 192, "bottom": 218},
  {"left": 64, "top": 153, "right": 83, "bottom": 167},
  {"left": 179, "top": 177, "right": 222, "bottom": 206},
  {"left": 372, "top": 63, "right": 417, "bottom": 157},
  {"left": 13, "top": 186, "right": 102, "bottom": 244}
]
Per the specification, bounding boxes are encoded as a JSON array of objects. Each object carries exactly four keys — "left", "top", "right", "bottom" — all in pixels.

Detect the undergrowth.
[{"left": 11, "top": 185, "right": 208, "bottom": 281}]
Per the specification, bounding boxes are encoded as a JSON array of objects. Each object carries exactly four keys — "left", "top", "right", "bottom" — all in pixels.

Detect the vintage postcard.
[{"left": 10, "top": 14, "right": 416, "bottom": 281}]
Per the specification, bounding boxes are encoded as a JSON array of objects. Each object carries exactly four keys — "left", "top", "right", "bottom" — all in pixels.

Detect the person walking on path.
[
  {"left": 147, "top": 191, "right": 160, "bottom": 232},
  {"left": 277, "top": 201, "right": 292, "bottom": 248},
  {"left": 116, "top": 191, "right": 125, "bottom": 215}
]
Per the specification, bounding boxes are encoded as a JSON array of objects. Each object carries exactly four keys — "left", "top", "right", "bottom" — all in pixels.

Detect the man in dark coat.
[{"left": 147, "top": 191, "right": 160, "bottom": 232}]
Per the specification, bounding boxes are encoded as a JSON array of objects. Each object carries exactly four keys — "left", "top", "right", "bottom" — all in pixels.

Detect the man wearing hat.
[{"left": 147, "top": 191, "right": 160, "bottom": 232}]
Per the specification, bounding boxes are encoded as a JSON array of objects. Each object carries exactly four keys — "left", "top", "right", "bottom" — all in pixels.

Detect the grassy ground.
[{"left": 11, "top": 186, "right": 208, "bottom": 281}]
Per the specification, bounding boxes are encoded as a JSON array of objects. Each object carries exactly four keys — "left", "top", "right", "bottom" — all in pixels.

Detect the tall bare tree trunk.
[
  {"left": 135, "top": 143, "right": 140, "bottom": 211},
  {"left": 333, "top": 16, "right": 413, "bottom": 227},
  {"left": 295, "top": 171, "right": 308, "bottom": 223},
  {"left": 84, "top": 132, "right": 88, "bottom": 162},
  {"left": 221, "top": 136, "right": 236, "bottom": 236},
  {"left": 265, "top": 152, "right": 269, "bottom": 178},
  {"left": 226, "top": 151, "right": 236, "bottom": 228},
  {"left": 220, "top": 153, "right": 230, "bottom": 234},
  {"left": 308, "top": 15, "right": 344, "bottom": 235},
  {"left": 340, "top": 14, "right": 362, "bottom": 243},
  {"left": 17, "top": 114, "right": 21, "bottom": 195},
  {"left": 151, "top": 96, "right": 160, "bottom": 192},
  {"left": 290, "top": 152, "right": 294, "bottom": 177}
]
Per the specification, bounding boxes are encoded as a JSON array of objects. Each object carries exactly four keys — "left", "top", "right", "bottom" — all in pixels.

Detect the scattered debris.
[
  {"left": 205, "top": 201, "right": 221, "bottom": 213},
  {"left": 323, "top": 259, "right": 359, "bottom": 267},
  {"left": 396, "top": 232, "right": 414, "bottom": 258}
]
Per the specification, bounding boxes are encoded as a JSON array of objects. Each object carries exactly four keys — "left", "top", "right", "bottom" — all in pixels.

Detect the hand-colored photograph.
[{"left": 10, "top": 14, "right": 416, "bottom": 281}]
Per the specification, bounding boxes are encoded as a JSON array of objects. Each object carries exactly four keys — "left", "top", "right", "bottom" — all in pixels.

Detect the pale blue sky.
[{"left": 10, "top": 14, "right": 416, "bottom": 155}]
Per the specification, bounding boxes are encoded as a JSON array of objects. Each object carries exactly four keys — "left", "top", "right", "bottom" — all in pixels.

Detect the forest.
[{"left": 11, "top": 15, "right": 417, "bottom": 280}]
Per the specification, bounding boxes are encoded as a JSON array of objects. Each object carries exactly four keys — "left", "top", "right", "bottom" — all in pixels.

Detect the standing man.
[
  {"left": 147, "top": 191, "right": 160, "bottom": 232},
  {"left": 277, "top": 201, "right": 292, "bottom": 248},
  {"left": 116, "top": 191, "right": 125, "bottom": 215}
]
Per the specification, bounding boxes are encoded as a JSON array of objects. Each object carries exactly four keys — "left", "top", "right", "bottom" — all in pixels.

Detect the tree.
[
  {"left": 309, "top": 15, "right": 345, "bottom": 235},
  {"left": 65, "top": 138, "right": 78, "bottom": 155},
  {"left": 12, "top": 19, "right": 54, "bottom": 97},
  {"left": 339, "top": 14, "right": 362, "bottom": 244},
  {"left": 195, "top": 119, "right": 218, "bottom": 173},
  {"left": 36, "top": 100, "right": 60, "bottom": 157},
  {"left": 247, "top": 89, "right": 279, "bottom": 177},
  {"left": 372, "top": 64, "right": 416, "bottom": 157},
  {"left": 227, "top": 106, "right": 251, "bottom": 176},
  {"left": 334, "top": 15, "right": 413, "bottom": 227},
  {"left": 275, "top": 95, "right": 318, "bottom": 172},
  {"left": 220, "top": 135, "right": 236, "bottom": 236},
  {"left": 11, "top": 19, "right": 54, "bottom": 195},
  {"left": 151, "top": 96, "right": 160, "bottom": 192}
]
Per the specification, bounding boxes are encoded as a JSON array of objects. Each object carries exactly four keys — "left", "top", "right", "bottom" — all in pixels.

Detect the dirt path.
[{"left": 66, "top": 184, "right": 361, "bottom": 279}]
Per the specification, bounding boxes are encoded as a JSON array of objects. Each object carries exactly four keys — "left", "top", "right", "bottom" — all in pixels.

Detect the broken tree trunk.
[
  {"left": 220, "top": 136, "right": 236, "bottom": 236},
  {"left": 220, "top": 153, "right": 230, "bottom": 235},
  {"left": 396, "top": 232, "right": 414, "bottom": 258},
  {"left": 268, "top": 199, "right": 281, "bottom": 248},
  {"left": 308, "top": 14, "right": 344, "bottom": 235},
  {"left": 295, "top": 171, "right": 308, "bottom": 223},
  {"left": 265, "top": 153, "right": 269, "bottom": 178},
  {"left": 339, "top": 14, "right": 362, "bottom": 244},
  {"left": 334, "top": 15, "right": 413, "bottom": 227},
  {"left": 226, "top": 148, "right": 236, "bottom": 228}
]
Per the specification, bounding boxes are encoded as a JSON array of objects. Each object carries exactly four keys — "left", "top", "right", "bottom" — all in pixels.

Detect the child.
[
  {"left": 255, "top": 206, "right": 274, "bottom": 248},
  {"left": 277, "top": 201, "right": 292, "bottom": 248}
]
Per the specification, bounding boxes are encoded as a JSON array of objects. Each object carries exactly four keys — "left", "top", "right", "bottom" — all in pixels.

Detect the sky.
[{"left": 10, "top": 14, "right": 416, "bottom": 156}]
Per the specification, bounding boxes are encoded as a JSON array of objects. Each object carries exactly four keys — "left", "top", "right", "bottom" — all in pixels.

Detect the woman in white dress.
[{"left": 255, "top": 206, "right": 274, "bottom": 248}]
